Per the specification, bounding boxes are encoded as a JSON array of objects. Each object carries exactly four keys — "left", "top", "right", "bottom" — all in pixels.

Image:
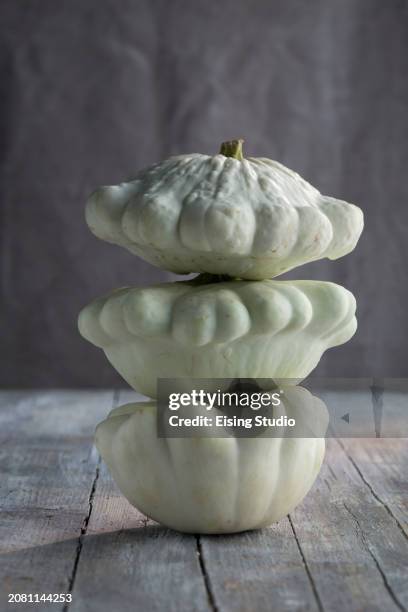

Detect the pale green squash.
[
  {"left": 95, "top": 386, "right": 327, "bottom": 534},
  {"left": 85, "top": 140, "right": 363, "bottom": 279},
  {"left": 78, "top": 278, "right": 357, "bottom": 398}
]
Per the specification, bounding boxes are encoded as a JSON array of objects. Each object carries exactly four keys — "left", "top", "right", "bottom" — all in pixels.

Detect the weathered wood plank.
[
  {"left": 199, "top": 519, "right": 321, "bottom": 612},
  {"left": 0, "top": 390, "right": 115, "bottom": 612},
  {"left": 2, "top": 389, "right": 407, "bottom": 612},
  {"left": 338, "top": 436, "right": 408, "bottom": 538},
  {"left": 288, "top": 438, "right": 408, "bottom": 612},
  {"left": 69, "top": 390, "right": 211, "bottom": 612},
  {"left": 319, "top": 380, "right": 408, "bottom": 536}
]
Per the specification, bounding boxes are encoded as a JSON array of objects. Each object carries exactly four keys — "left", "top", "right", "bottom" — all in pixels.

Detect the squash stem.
[
  {"left": 184, "top": 273, "right": 239, "bottom": 286},
  {"left": 219, "top": 139, "right": 244, "bottom": 160}
]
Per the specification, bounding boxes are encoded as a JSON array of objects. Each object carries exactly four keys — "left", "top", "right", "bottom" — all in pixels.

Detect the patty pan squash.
[
  {"left": 78, "top": 278, "right": 357, "bottom": 398},
  {"left": 85, "top": 139, "right": 363, "bottom": 279},
  {"left": 95, "top": 387, "right": 327, "bottom": 534}
]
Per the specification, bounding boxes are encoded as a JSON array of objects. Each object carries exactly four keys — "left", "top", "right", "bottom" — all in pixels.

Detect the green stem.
[{"left": 219, "top": 139, "right": 244, "bottom": 160}]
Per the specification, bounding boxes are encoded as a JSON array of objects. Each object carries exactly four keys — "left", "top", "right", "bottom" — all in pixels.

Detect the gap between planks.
[
  {"left": 196, "top": 536, "right": 219, "bottom": 612},
  {"left": 342, "top": 501, "right": 405, "bottom": 612},
  {"left": 63, "top": 389, "right": 120, "bottom": 612},
  {"left": 287, "top": 515, "right": 324, "bottom": 612}
]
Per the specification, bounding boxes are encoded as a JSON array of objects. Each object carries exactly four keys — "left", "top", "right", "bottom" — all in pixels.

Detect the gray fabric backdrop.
[{"left": 1, "top": 0, "right": 407, "bottom": 387}]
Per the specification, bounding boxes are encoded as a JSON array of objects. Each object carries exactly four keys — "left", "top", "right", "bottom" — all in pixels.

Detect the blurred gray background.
[{"left": 1, "top": 0, "right": 407, "bottom": 387}]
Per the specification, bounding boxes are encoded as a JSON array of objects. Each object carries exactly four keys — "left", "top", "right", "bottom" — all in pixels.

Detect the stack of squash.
[{"left": 79, "top": 140, "right": 363, "bottom": 533}]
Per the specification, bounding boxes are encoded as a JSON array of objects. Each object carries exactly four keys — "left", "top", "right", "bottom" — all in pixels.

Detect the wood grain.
[
  {"left": 199, "top": 519, "right": 321, "bottom": 612},
  {"left": 0, "top": 388, "right": 407, "bottom": 612},
  {"left": 287, "top": 438, "right": 408, "bottom": 612},
  {"left": 0, "top": 391, "right": 115, "bottom": 612}
]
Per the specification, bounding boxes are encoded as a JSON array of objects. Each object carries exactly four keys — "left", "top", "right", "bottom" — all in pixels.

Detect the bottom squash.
[{"left": 95, "top": 387, "right": 327, "bottom": 534}]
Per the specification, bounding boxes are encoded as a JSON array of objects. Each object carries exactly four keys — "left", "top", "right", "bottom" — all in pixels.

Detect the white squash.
[
  {"left": 95, "top": 387, "right": 327, "bottom": 534},
  {"left": 85, "top": 140, "right": 363, "bottom": 279},
  {"left": 78, "top": 278, "right": 357, "bottom": 398}
]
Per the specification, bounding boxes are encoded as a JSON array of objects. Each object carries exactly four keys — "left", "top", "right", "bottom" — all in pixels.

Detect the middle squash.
[{"left": 78, "top": 278, "right": 356, "bottom": 398}]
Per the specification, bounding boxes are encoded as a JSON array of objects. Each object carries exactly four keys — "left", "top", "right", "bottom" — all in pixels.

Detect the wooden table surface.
[{"left": 0, "top": 388, "right": 407, "bottom": 612}]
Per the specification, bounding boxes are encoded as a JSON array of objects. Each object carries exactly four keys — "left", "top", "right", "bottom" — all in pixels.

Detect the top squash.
[{"left": 86, "top": 140, "right": 363, "bottom": 279}]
